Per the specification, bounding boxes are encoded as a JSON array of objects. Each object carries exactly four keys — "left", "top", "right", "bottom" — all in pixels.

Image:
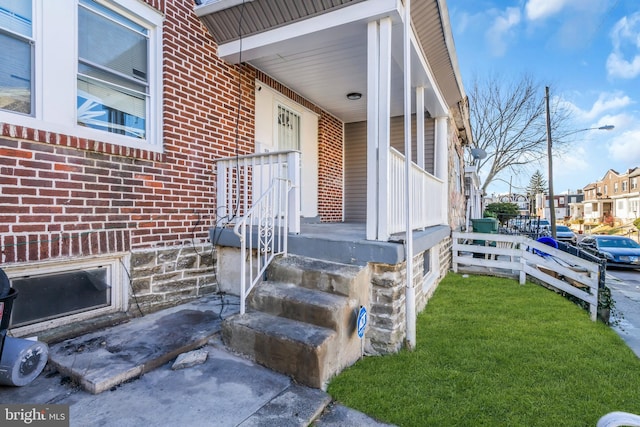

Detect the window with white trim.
[
  {"left": 4, "top": 255, "right": 127, "bottom": 337},
  {"left": 78, "top": 0, "right": 148, "bottom": 139},
  {"left": 0, "top": 0, "right": 162, "bottom": 151},
  {"left": 0, "top": 0, "right": 33, "bottom": 115}
]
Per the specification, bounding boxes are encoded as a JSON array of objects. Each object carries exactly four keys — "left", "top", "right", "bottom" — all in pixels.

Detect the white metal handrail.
[
  {"left": 233, "top": 178, "right": 291, "bottom": 314},
  {"left": 388, "top": 147, "right": 444, "bottom": 235},
  {"left": 215, "top": 150, "right": 300, "bottom": 234}
]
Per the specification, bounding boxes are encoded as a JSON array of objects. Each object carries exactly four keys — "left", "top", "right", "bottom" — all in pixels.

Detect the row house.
[
  {"left": 0, "top": 0, "right": 473, "bottom": 386},
  {"left": 583, "top": 168, "right": 640, "bottom": 225},
  {"left": 538, "top": 192, "right": 583, "bottom": 222}
]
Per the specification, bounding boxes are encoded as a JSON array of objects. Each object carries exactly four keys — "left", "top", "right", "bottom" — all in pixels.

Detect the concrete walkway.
[
  {"left": 0, "top": 294, "right": 394, "bottom": 426},
  {"left": 606, "top": 272, "right": 640, "bottom": 358}
]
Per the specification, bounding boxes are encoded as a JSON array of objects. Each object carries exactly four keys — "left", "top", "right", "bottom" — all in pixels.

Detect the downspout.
[{"left": 403, "top": 0, "right": 416, "bottom": 350}]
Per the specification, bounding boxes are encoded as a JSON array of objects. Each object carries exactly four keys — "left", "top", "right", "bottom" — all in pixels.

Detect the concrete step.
[
  {"left": 267, "top": 254, "right": 369, "bottom": 298},
  {"left": 248, "top": 281, "right": 356, "bottom": 332},
  {"left": 222, "top": 311, "right": 338, "bottom": 389},
  {"left": 238, "top": 383, "right": 331, "bottom": 427},
  {"left": 48, "top": 294, "right": 238, "bottom": 394}
]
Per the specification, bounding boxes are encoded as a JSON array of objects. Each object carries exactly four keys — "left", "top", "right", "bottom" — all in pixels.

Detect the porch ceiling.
[{"left": 195, "top": 0, "right": 470, "bottom": 139}]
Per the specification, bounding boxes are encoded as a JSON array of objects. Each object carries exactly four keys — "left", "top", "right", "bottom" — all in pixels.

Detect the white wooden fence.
[{"left": 452, "top": 232, "right": 600, "bottom": 321}]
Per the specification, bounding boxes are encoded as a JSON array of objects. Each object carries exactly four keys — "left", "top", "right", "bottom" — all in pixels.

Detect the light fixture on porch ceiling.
[{"left": 346, "top": 92, "right": 362, "bottom": 100}]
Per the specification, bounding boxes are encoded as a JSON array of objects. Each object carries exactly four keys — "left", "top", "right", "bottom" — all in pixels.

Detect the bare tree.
[{"left": 468, "top": 73, "right": 570, "bottom": 193}]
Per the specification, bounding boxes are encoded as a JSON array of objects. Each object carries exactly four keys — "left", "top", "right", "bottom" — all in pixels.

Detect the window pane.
[
  {"left": 0, "top": 32, "right": 31, "bottom": 114},
  {"left": 0, "top": 0, "right": 32, "bottom": 37},
  {"left": 277, "top": 105, "right": 300, "bottom": 150},
  {"left": 78, "top": 4, "right": 147, "bottom": 82},
  {"left": 77, "top": 76, "right": 146, "bottom": 138},
  {"left": 0, "top": 1, "right": 32, "bottom": 115},
  {"left": 77, "top": 1, "right": 148, "bottom": 139}
]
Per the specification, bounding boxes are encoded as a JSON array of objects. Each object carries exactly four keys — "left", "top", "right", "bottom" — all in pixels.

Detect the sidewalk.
[{"left": 0, "top": 294, "right": 394, "bottom": 426}]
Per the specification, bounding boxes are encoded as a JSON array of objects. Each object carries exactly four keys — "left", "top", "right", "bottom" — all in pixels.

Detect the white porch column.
[
  {"left": 435, "top": 116, "right": 449, "bottom": 223},
  {"left": 403, "top": 0, "right": 415, "bottom": 351},
  {"left": 416, "top": 87, "right": 425, "bottom": 169},
  {"left": 366, "top": 18, "right": 392, "bottom": 241}
]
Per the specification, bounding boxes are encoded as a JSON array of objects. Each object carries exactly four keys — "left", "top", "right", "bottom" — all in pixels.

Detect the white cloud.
[
  {"left": 607, "top": 12, "right": 640, "bottom": 79},
  {"left": 485, "top": 7, "right": 521, "bottom": 57},
  {"left": 608, "top": 128, "right": 640, "bottom": 164},
  {"left": 525, "top": 0, "right": 570, "bottom": 21},
  {"left": 561, "top": 92, "right": 633, "bottom": 122},
  {"left": 555, "top": 145, "right": 590, "bottom": 175}
]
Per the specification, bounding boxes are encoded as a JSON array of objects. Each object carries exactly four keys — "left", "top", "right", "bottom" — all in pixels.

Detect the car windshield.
[
  {"left": 556, "top": 226, "right": 571, "bottom": 232},
  {"left": 597, "top": 238, "right": 640, "bottom": 248}
]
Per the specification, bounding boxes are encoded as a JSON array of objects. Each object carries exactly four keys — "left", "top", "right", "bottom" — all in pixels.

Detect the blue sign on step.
[{"left": 357, "top": 306, "right": 367, "bottom": 338}]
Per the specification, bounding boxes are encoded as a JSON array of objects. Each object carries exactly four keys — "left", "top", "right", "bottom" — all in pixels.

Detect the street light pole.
[
  {"left": 545, "top": 86, "right": 615, "bottom": 239},
  {"left": 545, "top": 87, "right": 556, "bottom": 238}
]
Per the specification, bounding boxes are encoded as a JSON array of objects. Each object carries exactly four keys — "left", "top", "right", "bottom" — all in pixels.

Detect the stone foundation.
[
  {"left": 367, "top": 238, "right": 450, "bottom": 355},
  {"left": 129, "top": 243, "right": 218, "bottom": 315}
]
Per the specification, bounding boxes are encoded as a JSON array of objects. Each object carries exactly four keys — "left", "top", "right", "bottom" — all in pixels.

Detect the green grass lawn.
[{"left": 327, "top": 273, "right": 640, "bottom": 427}]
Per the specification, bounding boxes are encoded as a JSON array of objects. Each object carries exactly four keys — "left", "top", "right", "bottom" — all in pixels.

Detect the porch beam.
[{"left": 216, "top": 0, "right": 398, "bottom": 63}]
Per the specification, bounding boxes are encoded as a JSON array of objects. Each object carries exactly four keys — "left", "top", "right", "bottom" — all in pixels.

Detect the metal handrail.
[{"left": 233, "top": 178, "right": 291, "bottom": 314}]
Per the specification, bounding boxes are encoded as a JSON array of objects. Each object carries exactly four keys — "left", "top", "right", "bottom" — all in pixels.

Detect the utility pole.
[{"left": 545, "top": 86, "right": 556, "bottom": 239}]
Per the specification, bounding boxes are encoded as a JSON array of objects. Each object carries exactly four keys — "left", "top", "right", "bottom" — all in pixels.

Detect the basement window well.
[{"left": 3, "top": 256, "right": 128, "bottom": 336}]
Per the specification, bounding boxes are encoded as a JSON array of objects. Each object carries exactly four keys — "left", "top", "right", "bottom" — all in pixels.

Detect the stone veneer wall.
[
  {"left": 129, "top": 243, "right": 217, "bottom": 315},
  {"left": 367, "top": 237, "right": 451, "bottom": 355}
]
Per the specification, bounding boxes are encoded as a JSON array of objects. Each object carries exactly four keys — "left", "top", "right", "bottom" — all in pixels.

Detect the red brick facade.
[
  {"left": 0, "top": 0, "right": 343, "bottom": 304},
  {"left": 0, "top": 0, "right": 345, "bottom": 269}
]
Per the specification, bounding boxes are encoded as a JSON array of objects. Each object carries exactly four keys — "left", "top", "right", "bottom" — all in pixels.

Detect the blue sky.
[{"left": 448, "top": 0, "right": 640, "bottom": 196}]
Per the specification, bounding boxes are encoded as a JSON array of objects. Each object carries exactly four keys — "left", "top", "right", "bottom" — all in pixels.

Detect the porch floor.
[{"left": 211, "top": 222, "right": 450, "bottom": 266}]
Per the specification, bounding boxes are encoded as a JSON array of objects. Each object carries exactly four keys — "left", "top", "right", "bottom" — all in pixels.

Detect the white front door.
[{"left": 254, "top": 81, "right": 318, "bottom": 218}]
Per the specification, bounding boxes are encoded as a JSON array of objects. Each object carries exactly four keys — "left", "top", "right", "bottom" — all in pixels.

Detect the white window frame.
[
  {"left": 3, "top": 253, "right": 129, "bottom": 337},
  {"left": 422, "top": 247, "right": 439, "bottom": 294},
  {"left": 0, "top": 0, "right": 163, "bottom": 152}
]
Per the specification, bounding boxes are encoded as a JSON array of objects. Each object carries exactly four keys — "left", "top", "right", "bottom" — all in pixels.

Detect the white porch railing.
[
  {"left": 452, "top": 232, "right": 600, "bottom": 321},
  {"left": 233, "top": 178, "right": 291, "bottom": 314},
  {"left": 214, "top": 151, "right": 301, "bottom": 234},
  {"left": 388, "top": 147, "right": 444, "bottom": 235}
]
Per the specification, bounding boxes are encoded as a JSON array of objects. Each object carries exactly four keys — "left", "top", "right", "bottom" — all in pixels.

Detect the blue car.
[{"left": 578, "top": 235, "right": 640, "bottom": 269}]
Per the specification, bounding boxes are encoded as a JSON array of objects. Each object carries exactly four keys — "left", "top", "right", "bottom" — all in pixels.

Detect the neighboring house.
[
  {"left": 582, "top": 168, "right": 640, "bottom": 225},
  {"left": 566, "top": 191, "right": 585, "bottom": 220},
  {"left": 0, "top": 0, "right": 473, "bottom": 384},
  {"left": 496, "top": 193, "right": 530, "bottom": 217},
  {"left": 538, "top": 193, "right": 577, "bottom": 222}
]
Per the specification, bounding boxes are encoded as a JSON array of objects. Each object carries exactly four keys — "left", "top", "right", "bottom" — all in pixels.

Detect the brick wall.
[
  {"left": 1, "top": 0, "right": 256, "bottom": 258},
  {"left": 0, "top": 0, "right": 346, "bottom": 322},
  {"left": 0, "top": 0, "right": 257, "bottom": 316},
  {"left": 318, "top": 113, "right": 344, "bottom": 222}
]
